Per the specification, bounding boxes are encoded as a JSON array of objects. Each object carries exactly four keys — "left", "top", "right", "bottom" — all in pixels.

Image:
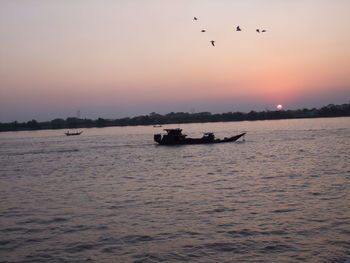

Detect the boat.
[
  {"left": 154, "top": 128, "right": 245, "bottom": 145},
  {"left": 65, "top": 131, "right": 83, "bottom": 136}
]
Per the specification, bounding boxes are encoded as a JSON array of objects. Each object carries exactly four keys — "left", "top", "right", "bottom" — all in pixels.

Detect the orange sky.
[{"left": 0, "top": 0, "right": 349, "bottom": 121}]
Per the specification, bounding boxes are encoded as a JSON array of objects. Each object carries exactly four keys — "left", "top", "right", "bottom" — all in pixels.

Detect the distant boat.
[
  {"left": 154, "top": 128, "right": 245, "bottom": 145},
  {"left": 65, "top": 131, "right": 83, "bottom": 136}
]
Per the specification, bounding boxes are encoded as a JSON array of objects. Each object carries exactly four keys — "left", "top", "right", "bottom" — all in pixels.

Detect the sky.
[{"left": 0, "top": 0, "right": 350, "bottom": 122}]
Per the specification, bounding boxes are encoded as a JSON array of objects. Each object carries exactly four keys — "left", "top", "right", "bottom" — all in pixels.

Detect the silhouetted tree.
[
  {"left": 51, "top": 119, "right": 66, "bottom": 129},
  {"left": 96, "top": 118, "right": 107, "bottom": 127},
  {"left": 27, "top": 119, "right": 40, "bottom": 130},
  {"left": 0, "top": 103, "right": 349, "bottom": 132}
]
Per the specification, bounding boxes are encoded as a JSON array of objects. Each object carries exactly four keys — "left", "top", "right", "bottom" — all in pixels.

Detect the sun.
[{"left": 276, "top": 104, "right": 283, "bottom": 110}]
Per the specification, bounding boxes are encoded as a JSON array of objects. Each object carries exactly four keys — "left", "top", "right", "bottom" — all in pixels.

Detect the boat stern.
[{"left": 154, "top": 134, "right": 162, "bottom": 144}]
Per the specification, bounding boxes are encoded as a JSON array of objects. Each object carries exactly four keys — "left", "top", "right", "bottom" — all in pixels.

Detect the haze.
[{"left": 1, "top": 0, "right": 349, "bottom": 122}]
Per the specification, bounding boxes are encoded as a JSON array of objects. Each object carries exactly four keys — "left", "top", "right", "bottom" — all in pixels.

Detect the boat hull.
[
  {"left": 154, "top": 132, "right": 245, "bottom": 145},
  {"left": 65, "top": 131, "right": 83, "bottom": 136}
]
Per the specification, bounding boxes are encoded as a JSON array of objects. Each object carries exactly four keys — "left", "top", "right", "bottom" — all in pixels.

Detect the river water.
[{"left": 0, "top": 117, "right": 349, "bottom": 263}]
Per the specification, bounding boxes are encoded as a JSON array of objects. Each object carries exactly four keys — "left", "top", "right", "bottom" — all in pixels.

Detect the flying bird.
[
  {"left": 261, "top": 30, "right": 266, "bottom": 32},
  {"left": 210, "top": 40, "right": 215, "bottom": 47},
  {"left": 236, "top": 26, "right": 241, "bottom": 31},
  {"left": 201, "top": 29, "right": 206, "bottom": 32},
  {"left": 194, "top": 17, "right": 198, "bottom": 20},
  {"left": 256, "top": 29, "right": 260, "bottom": 33}
]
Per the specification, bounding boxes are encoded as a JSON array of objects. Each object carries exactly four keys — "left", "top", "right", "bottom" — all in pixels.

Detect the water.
[{"left": 0, "top": 118, "right": 349, "bottom": 263}]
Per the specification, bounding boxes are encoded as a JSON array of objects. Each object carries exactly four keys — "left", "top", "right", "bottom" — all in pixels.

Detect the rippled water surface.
[{"left": 1, "top": 118, "right": 349, "bottom": 263}]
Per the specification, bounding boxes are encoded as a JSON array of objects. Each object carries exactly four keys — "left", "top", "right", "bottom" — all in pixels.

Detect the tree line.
[{"left": 1, "top": 103, "right": 349, "bottom": 132}]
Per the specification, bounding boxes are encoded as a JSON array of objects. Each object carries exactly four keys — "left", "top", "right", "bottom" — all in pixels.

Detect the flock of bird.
[{"left": 193, "top": 16, "right": 266, "bottom": 47}]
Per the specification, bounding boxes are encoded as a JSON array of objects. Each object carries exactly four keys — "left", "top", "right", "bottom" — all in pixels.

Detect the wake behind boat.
[
  {"left": 65, "top": 131, "right": 83, "bottom": 136},
  {"left": 154, "top": 128, "right": 245, "bottom": 145}
]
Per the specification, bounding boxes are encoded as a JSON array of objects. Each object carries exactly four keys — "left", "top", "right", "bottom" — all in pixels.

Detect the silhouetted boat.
[
  {"left": 154, "top": 128, "right": 245, "bottom": 145},
  {"left": 65, "top": 131, "right": 83, "bottom": 136}
]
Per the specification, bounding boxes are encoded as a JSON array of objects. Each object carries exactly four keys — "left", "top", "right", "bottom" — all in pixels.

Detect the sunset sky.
[{"left": 1, "top": 0, "right": 349, "bottom": 122}]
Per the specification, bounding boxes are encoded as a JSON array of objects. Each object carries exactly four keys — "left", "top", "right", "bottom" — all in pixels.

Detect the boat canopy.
[{"left": 164, "top": 128, "right": 182, "bottom": 134}]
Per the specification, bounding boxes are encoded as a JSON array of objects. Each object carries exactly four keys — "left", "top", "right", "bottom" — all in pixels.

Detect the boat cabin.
[{"left": 164, "top": 128, "right": 185, "bottom": 136}]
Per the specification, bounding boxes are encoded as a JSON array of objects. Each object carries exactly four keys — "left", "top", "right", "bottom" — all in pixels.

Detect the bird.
[
  {"left": 261, "top": 29, "right": 266, "bottom": 32},
  {"left": 210, "top": 40, "right": 215, "bottom": 47},
  {"left": 194, "top": 17, "right": 198, "bottom": 20},
  {"left": 201, "top": 29, "right": 206, "bottom": 32},
  {"left": 256, "top": 29, "right": 260, "bottom": 33},
  {"left": 236, "top": 26, "right": 241, "bottom": 31}
]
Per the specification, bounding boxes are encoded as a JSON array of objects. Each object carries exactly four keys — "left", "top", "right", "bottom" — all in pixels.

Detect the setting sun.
[{"left": 276, "top": 104, "right": 283, "bottom": 110}]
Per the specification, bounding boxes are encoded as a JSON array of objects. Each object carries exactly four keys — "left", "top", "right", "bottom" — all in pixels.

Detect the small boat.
[
  {"left": 65, "top": 131, "right": 83, "bottom": 136},
  {"left": 154, "top": 128, "right": 245, "bottom": 145}
]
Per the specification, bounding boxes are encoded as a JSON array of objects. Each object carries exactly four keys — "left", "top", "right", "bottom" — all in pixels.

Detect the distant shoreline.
[{"left": 0, "top": 103, "right": 349, "bottom": 132}]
